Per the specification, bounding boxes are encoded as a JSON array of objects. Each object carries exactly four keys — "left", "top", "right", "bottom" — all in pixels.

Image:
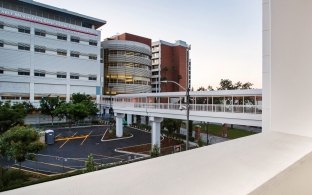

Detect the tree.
[
  {"left": 162, "top": 119, "right": 182, "bottom": 137},
  {"left": 53, "top": 93, "right": 98, "bottom": 127},
  {"left": 0, "top": 102, "right": 26, "bottom": 133},
  {"left": 85, "top": 154, "right": 96, "bottom": 172},
  {"left": 72, "top": 93, "right": 98, "bottom": 116},
  {"left": 53, "top": 103, "right": 89, "bottom": 126},
  {"left": 207, "top": 85, "right": 214, "bottom": 91},
  {"left": 241, "top": 82, "right": 253, "bottom": 89},
  {"left": 218, "top": 79, "right": 234, "bottom": 90},
  {"left": 0, "top": 126, "right": 44, "bottom": 169},
  {"left": 40, "top": 96, "right": 63, "bottom": 125},
  {"left": 217, "top": 79, "right": 253, "bottom": 90},
  {"left": 197, "top": 86, "right": 205, "bottom": 91},
  {"left": 22, "top": 102, "right": 36, "bottom": 114}
]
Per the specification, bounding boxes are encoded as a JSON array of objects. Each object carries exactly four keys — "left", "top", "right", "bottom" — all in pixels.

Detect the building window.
[
  {"left": 0, "top": 41, "right": 3, "bottom": 47},
  {"left": 18, "top": 26, "right": 30, "bottom": 34},
  {"left": 70, "top": 36, "right": 80, "bottom": 43},
  {"left": 34, "top": 46, "right": 46, "bottom": 53},
  {"left": 18, "top": 44, "right": 30, "bottom": 51},
  {"left": 57, "top": 73, "right": 66, "bottom": 78},
  {"left": 18, "top": 70, "right": 30, "bottom": 76},
  {"left": 70, "top": 75, "right": 79, "bottom": 79},
  {"left": 34, "top": 71, "right": 45, "bottom": 77},
  {"left": 70, "top": 52, "right": 79, "bottom": 58},
  {"left": 89, "top": 55, "right": 97, "bottom": 60},
  {"left": 57, "top": 34, "right": 67, "bottom": 41},
  {"left": 57, "top": 50, "right": 67, "bottom": 56},
  {"left": 0, "top": 69, "right": 3, "bottom": 74},
  {"left": 0, "top": 23, "right": 3, "bottom": 29},
  {"left": 89, "top": 40, "right": 97, "bottom": 46},
  {"left": 88, "top": 76, "right": 97, "bottom": 81},
  {"left": 35, "top": 29, "right": 46, "bottom": 37}
]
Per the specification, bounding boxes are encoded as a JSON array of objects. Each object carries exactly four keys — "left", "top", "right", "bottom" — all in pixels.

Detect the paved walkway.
[{"left": 199, "top": 133, "right": 229, "bottom": 145}]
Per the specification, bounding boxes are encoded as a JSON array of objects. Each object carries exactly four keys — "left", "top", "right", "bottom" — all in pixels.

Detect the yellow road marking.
[
  {"left": 59, "top": 132, "right": 77, "bottom": 149},
  {"left": 80, "top": 130, "right": 93, "bottom": 146},
  {"left": 56, "top": 136, "right": 87, "bottom": 141}
]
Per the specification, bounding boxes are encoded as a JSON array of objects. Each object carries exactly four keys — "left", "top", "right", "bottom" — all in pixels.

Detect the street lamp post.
[
  {"left": 109, "top": 86, "right": 113, "bottom": 130},
  {"left": 161, "top": 80, "right": 190, "bottom": 150}
]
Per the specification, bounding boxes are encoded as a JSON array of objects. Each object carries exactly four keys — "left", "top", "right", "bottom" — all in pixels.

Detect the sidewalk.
[{"left": 199, "top": 133, "right": 229, "bottom": 145}]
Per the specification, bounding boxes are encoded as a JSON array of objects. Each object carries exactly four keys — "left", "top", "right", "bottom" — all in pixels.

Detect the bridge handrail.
[{"left": 107, "top": 102, "right": 262, "bottom": 114}]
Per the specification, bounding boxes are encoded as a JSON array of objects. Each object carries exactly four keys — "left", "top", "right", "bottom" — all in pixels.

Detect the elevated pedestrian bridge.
[{"left": 102, "top": 89, "right": 262, "bottom": 127}]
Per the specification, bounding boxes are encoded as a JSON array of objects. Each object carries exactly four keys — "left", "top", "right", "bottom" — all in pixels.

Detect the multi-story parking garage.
[
  {"left": 102, "top": 33, "right": 152, "bottom": 95},
  {"left": 0, "top": 0, "right": 106, "bottom": 105}
]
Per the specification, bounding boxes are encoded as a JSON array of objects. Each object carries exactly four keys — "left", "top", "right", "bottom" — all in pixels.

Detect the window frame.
[
  {"left": 70, "top": 52, "right": 80, "bottom": 58},
  {"left": 57, "top": 74, "right": 67, "bottom": 79},
  {"left": 34, "top": 46, "right": 46, "bottom": 53},
  {"left": 35, "top": 29, "right": 46, "bottom": 37},
  {"left": 18, "top": 44, "right": 30, "bottom": 51},
  {"left": 88, "top": 76, "right": 97, "bottom": 81},
  {"left": 34, "top": 71, "right": 45, "bottom": 77},
  {"left": 18, "top": 26, "right": 30, "bottom": 34},
  {"left": 70, "top": 36, "right": 80, "bottom": 43},
  {"left": 89, "top": 55, "right": 97, "bottom": 60},
  {"left": 18, "top": 70, "right": 30, "bottom": 76},
  {"left": 89, "top": 40, "right": 97, "bottom": 46},
  {"left": 57, "top": 34, "right": 67, "bottom": 41},
  {"left": 57, "top": 50, "right": 67, "bottom": 56},
  {"left": 70, "top": 75, "right": 79, "bottom": 79}
]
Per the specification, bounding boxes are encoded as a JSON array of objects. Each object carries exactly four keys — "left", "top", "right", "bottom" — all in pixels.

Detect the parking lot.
[{"left": 13, "top": 126, "right": 152, "bottom": 175}]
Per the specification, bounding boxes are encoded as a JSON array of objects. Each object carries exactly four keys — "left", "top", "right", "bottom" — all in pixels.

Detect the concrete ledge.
[{"left": 3, "top": 131, "right": 312, "bottom": 195}]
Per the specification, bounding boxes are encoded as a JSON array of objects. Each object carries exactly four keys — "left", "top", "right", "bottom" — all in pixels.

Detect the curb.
[
  {"left": 114, "top": 148, "right": 149, "bottom": 158},
  {"left": 101, "top": 128, "right": 134, "bottom": 142}
]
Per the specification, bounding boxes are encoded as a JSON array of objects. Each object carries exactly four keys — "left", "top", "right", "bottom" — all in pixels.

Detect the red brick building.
[
  {"left": 151, "top": 40, "right": 191, "bottom": 93},
  {"left": 109, "top": 33, "right": 151, "bottom": 47}
]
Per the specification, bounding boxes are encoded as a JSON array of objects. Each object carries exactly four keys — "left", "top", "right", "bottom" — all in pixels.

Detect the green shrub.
[
  {"left": 0, "top": 168, "right": 29, "bottom": 191},
  {"left": 150, "top": 145, "right": 160, "bottom": 158},
  {"left": 85, "top": 154, "right": 96, "bottom": 172},
  {"left": 197, "top": 137, "right": 204, "bottom": 147}
]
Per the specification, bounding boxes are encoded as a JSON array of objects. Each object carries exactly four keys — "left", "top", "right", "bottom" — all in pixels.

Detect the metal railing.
[{"left": 107, "top": 102, "right": 262, "bottom": 114}]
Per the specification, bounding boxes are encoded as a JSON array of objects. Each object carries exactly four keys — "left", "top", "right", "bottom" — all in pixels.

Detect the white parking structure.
[{"left": 0, "top": 0, "right": 106, "bottom": 106}]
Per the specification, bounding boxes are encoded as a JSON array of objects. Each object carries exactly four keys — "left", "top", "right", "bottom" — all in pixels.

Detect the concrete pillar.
[
  {"left": 115, "top": 113, "right": 125, "bottom": 137},
  {"left": 127, "top": 114, "right": 132, "bottom": 125},
  {"left": 264, "top": 0, "right": 312, "bottom": 137},
  {"left": 133, "top": 115, "right": 137, "bottom": 124},
  {"left": 141, "top": 116, "right": 146, "bottom": 124},
  {"left": 149, "top": 117, "right": 163, "bottom": 149}
]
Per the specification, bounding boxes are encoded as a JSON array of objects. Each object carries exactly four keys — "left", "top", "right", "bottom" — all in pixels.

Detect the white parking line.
[
  {"left": 59, "top": 132, "right": 77, "bottom": 149},
  {"left": 80, "top": 130, "right": 93, "bottom": 146}
]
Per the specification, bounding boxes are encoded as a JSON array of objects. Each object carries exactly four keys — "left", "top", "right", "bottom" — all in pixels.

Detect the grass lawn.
[{"left": 196, "top": 124, "right": 256, "bottom": 139}]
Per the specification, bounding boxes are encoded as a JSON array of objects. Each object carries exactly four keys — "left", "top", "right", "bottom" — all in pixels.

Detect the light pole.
[
  {"left": 109, "top": 86, "right": 113, "bottom": 130},
  {"left": 161, "top": 80, "right": 190, "bottom": 150}
]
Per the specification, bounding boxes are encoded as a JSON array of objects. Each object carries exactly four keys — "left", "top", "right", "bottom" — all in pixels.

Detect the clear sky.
[{"left": 38, "top": 0, "right": 262, "bottom": 89}]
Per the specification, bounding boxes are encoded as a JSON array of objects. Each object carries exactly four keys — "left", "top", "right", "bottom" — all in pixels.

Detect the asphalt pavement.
[{"left": 11, "top": 126, "right": 152, "bottom": 175}]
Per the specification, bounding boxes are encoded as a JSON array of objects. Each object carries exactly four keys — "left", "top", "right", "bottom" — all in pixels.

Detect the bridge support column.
[
  {"left": 141, "top": 116, "right": 146, "bottom": 125},
  {"left": 115, "top": 113, "right": 125, "bottom": 137},
  {"left": 127, "top": 114, "right": 132, "bottom": 125},
  {"left": 150, "top": 117, "right": 163, "bottom": 150}
]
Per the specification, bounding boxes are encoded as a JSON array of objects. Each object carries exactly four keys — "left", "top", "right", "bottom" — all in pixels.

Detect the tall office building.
[
  {"left": 0, "top": 0, "right": 106, "bottom": 105},
  {"left": 151, "top": 40, "right": 191, "bottom": 93},
  {"left": 102, "top": 33, "right": 152, "bottom": 95}
]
